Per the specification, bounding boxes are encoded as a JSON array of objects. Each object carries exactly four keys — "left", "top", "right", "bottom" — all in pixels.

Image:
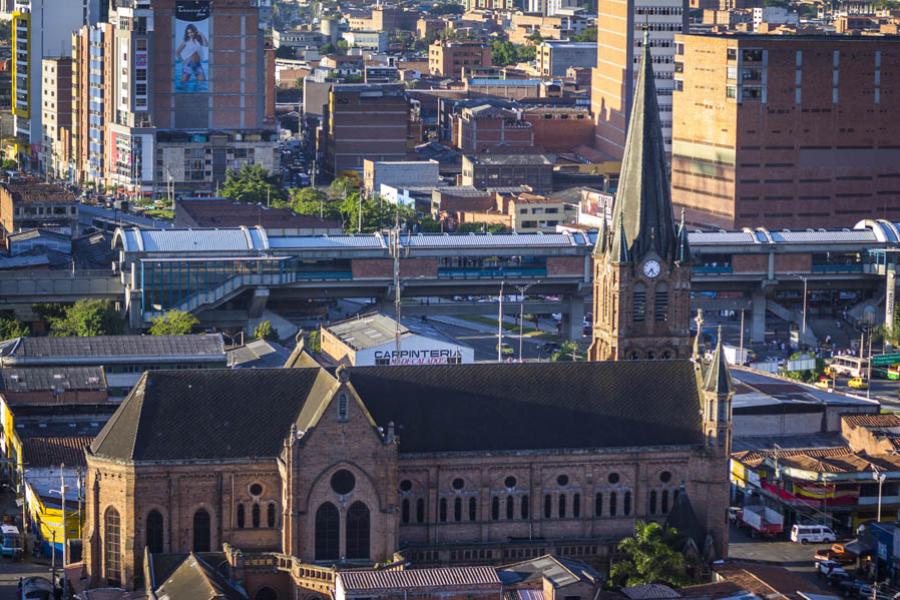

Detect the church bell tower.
[{"left": 589, "top": 29, "right": 692, "bottom": 361}]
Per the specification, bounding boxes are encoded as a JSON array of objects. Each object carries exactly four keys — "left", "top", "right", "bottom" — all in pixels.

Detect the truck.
[
  {"left": 739, "top": 505, "right": 784, "bottom": 537},
  {"left": 723, "top": 345, "right": 750, "bottom": 365}
]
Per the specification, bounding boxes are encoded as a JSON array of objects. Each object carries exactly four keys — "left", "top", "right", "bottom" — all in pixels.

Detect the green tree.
[
  {"left": 222, "top": 164, "right": 284, "bottom": 205},
  {"left": 307, "top": 329, "right": 322, "bottom": 353},
  {"left": 289, "top": 187, "right": 341, "bottom": 220},
  {"left": 50, "top": 300, "right": 124, "bottom": 337},
  {"left": 320, "top": 42, "right": 337, "bottom": 55},
  {"left": 336, "top": 39, "right": 349, "bottom": 53},
  {"left": 526, "top": 31, "right": 543, "bottom": 44},
  {"left": 338, "top": 193, "right": 415, "bottom": 233},
  {"left": 254, "top": 320, "right": 277, "bottom": 341},
  {"left": 610, "top": 521, "right": 691, "bottom": 588},
  {"left": 457, "top": 222, "right": 508, "bottom": 233},
  {"left": 551, "top": 340, "right": 580, "bottom": 362},
  {"left": 148, "top": 309, "right": 199, "bottom": 336},
  {"left": 1, "top": 159, "right": 17, "bottom": 171},
  {"left": 275, "top": 45, "right": 296, "bottom": 59},
  {"left": 491, "top": 40, "right": 534, "bottom": 66},
  {"left": 573, "top": 27, "right": 597, "bottom": 42},
  {"left": 0, "top": 317, "right": 28, "bottom": 340},
  {"left": 328, "top": 176, "right": 357, "bottom": 199}
]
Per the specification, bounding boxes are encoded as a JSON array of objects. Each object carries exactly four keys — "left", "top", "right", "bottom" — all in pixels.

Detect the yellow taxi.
[
  {"left": 848, "top": 377, "right": 868, "bottom": 390},
  {"left": 814, "top": 379, "right": 830, "bottom": 390}
]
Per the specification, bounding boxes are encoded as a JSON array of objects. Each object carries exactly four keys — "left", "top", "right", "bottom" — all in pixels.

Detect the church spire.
[{"left": 607, "top": 27, "right": 677, "bottom": 264}]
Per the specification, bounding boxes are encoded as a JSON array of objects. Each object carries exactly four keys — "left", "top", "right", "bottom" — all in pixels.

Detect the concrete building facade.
[
  {"left": 428, "top": 41, "right": 492, "bottom": 79},
  {"left": 40, "top": 57, "right": 72, "bottom": 180},
  {"left": 538, "top": 41, "right": 597, "bottom": 77},
  {"left": 592, "top": 0, "right": 687, "bottom": 158},
  {"left": 671, "top": 34, "right": 900, "bottom": 229}
]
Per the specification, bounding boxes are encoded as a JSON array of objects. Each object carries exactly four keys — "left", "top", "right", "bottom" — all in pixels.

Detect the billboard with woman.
[{"left": 174, "top": 0, "right": 210, "bottom": 93}]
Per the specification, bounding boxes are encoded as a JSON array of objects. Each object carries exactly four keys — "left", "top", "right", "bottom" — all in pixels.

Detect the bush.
[{"left": 149, "top": 310, "right": 199, "bottom": 336}]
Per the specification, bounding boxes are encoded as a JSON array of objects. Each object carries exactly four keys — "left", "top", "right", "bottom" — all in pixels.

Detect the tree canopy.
[
  {"left": 254, "top": 320, "right": 277, "bottom": 341},
  {"left": 491, "top": 40, "right": 536, "bottom": 66},
  {"left": 610, "top": 521, "right": 691, "bottom": 588},
  {"left": 50, "top": 300, "right": 124, "bottom": 337},
  {"left": 222, "top": 164, "right": 285, "bottom": 205},
  {"left": 149, "top": 310, "right": 199, "bottom": 336},
  {"left": 0, "top": 317, "right": 28, "bottom": 340},
  {"left": 550, "top": 340, "right": 580, "bottom": 362},
  {"left": 573, "top": 27, "right": 597, "bottom": 42}
]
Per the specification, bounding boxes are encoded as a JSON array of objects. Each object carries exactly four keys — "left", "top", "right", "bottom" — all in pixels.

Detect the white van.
[{"left": 791, "top": 523, "right": 837, "bottom": 544}]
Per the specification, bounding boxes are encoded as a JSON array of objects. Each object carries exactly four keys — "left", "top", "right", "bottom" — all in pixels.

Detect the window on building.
[
  {"left": 655, "top": 284, "right": 668, "bottom": 322},
  {"left": 416, "top": 498, "right": 425, "bottom": 523},
  {"left": 661, "top": 490, "right": 670, "bottom": 514},
  {"left": 267, "top": 502, "right": 276, "bottom": 528},
  {"left": 402, "top": 499, "right": 410, "bottom": 524},
  {"left": 521, "top": 495, "right": 529, "bottom": 519},
  {"left": 146, "top": 510, "right": 163, "bottom": 554},
  {"left": 337, "top": 393, "right": 348, "bottom": 421},
  {"left": 492, "top": 496, "right": 500, "bottom": 520},
  {"left": 252, "top": 503, "right": 260, "bottom": 528},
  {"left": 649, "top": 491, "right": 657, "bottom": 515},
  {"left": 454, "top": 497, "right": 462, "bottom": 522},
  {"left": 193, "top": 509, "right": 211, "bottom": 552},
  {"left": 315, "top": 503, "right": 339, "bottom": 560},
  {"left": 236, "top": 503, "right": 245, "bottom": 528},
  {"left": 439, "top": 498, "right": 448, "bottom": 522},
  {"left": 544, "top": 494, "right": 552, "bottom": 519},
  {"left": 573, "top": 493, "right": 581, "bottom": 518},
  {"left": 469, "top": 497, "right": 477, "bottom": 521},
  {"left": 104, "top": 507, "right": 121, "bottom": 585},
  {"left": 624, "top": 491, "right": 632, "bottom": 516},
  {"left": 559, "top": 494, "right": 566, "bottom": 518},
  {"left": 609, "top": 492, "right": 618, "bottom": 517},
  {"left": 346, "top": 502, "right": 370, "bottom": 559},
  {"left": 633, "top": 283, "right": 647, "bottom": 322},
  {"left": 506, "top": 495, "right": 514, "bottom": 519}
]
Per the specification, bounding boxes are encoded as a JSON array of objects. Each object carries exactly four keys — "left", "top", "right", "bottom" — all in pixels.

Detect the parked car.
[
  {"left": 848, "top": 377, "right": 868, "bottom": 390},
  {"left": 19, "top": 576, "right": 53, "bottom": 600},
  {"left": 815, "top": 544, "right": 856, "bottom": 565},
  {"left": 792, "top": 523, "right": 837, "bottom": 544},
  {"left": 815, "top": 559, "right": 848, "bottom": 578}
]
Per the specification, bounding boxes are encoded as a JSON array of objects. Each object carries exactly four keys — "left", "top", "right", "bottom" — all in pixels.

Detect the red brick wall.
[
  {"left": 732, "top": 254, "right": 767, "bottom": 273},
  {"left": 400, "top": 258, "right": 438, "bottom": 278},
  {"left": 526, "top": 113, "right": 595, "bottom": 153},
  {"left": 352, "top": 259, "right": 393, "bottom": 279},
  {"left": 546, "top": 256, "right": 585, "bottom": 277},
  {"left": 774, "top": 253, "right": 812, "bottom": 273}
]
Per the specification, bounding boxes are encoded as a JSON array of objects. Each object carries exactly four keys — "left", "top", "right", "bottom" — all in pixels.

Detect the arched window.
[
  {"left": 595, "top": 493, "right": 603, "bottom": 517},
  {"left": 416, "top": 498, "right": 425, "bottom": 523},
  {"left": 624, "top": 491, "right": 632, "bottom": 516},
  {"left": 401, "top": 499, "right": 410, "bottom": 524},
  {"left": 345, "top": 501, "right": 370, "bottom": 559},
  {"left": 252, "top": 503, "right": 261, "bottom": 528},
  {"left": 609, "top": 492, "right": 618, "bottom": 517},
  {"left": 661, "top": 490, "right": 670, "bottom": 514},
  {"left": 469, "top": 497, "right": 477, "bottom": 521},
  {"left": 491, "top": 496, "right": 500, "bottom": 520},
  {"left": 337, "top": 392, "right": 348, "bottom": 421},
  {"left": 236, "top": 503, "right": 245, "bottom": 528},
  {"left": 104, "top": 507, "right": 121, "bottom": 585},
  {"left": 655, "top": 283, "right": 669, "bottom": 322},
  {"left": 193, "top": 509, "right": 211, "bottom": 552},
  {"left": 649, "top": 490, "right": 658, "bottom": 515},
  {"left": 255, "top": 588, "right": 278, "bottom": 600},
  {"left": 633, "top": 283, "right": 647, "bottom": 322},
  {"left": 543, "top": 494, "right": 552, "bottom": 518},
  {"left": 439, "top": 498, "right": 447, "bottom": 522},
  {"left": 573, "top": 493, "right": 581, "bottom": 518},
  {"left": 146, "top": 510, "right": 163, "bottom": 554},
  {"left": 521, "top": 495, "right": 529, "bottom": 519},
  {"left": 506, "top": 495, "right": 514, "bottom": 519},
  {"left": 267, "top": 502, "right": 276, "bottom": 528},
  {"left": 314, "top": 502, "right": 340, "bottom": 560},
  {"left": 454, "top": 497, "right": 462, "bottom": 522},
  {"left": 559, "top": 494, "right": 567, "bottom": 518}
]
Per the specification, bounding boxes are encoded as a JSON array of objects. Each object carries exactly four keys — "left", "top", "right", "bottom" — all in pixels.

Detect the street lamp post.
[
  {"left": 875, "top": 470, "right": 887, "bottom": 522},
  {"left": 801, "top": 275, "right": 808, "bottom": 337},
  {"left": 516, "top": 281, "right": 540, "bottom": 362}
]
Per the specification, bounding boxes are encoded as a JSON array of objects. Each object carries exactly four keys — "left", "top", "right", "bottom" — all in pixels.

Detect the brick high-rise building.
[
  {"left": 323, "top": 84, "right": 410, "bottom": 177},
  {"left": 591, "top": 0, "right": 687, "bottom": 159},
  {"left": 671, "top": 34, "right": 900, "bottom": 229},
  {"left": 40, "top": 58, "right": 73, "bottom": 180},
  {"left": 428, "top": 40, "right": 492, "bottom": 79}
]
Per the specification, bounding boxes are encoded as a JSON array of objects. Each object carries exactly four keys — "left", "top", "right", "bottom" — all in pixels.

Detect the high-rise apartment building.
[
  {"left": 40, "top": 57, "right": 72, "bottom": 180},
  {"left": 428, "top": 41, "right": 492, "bottom": 79},
  {"left": 671, "top": 34, "right": 900, "bottom": 229},
  {"left": 11, "top": 0, "right": 99, "bottom": 168},
  {"left": 68, "top": 0, "right": 277, "bottom": 194},
  {"left": 591, "top": 0, "right": 687, "bottom": 159}
]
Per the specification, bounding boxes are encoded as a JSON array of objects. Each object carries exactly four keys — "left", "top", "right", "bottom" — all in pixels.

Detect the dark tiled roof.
[
  {"left": 176, "top": 199, "right": 340, "bottom": 230},
  {"left": 348, "top": 361, "right": 703, "bottom": 453},
  {"left": 0, "top": 366, "right": 106, "bottom": 392},
  {"left": 90, "top": 369, "right": 322, "bottom": 462},
  {"left": 23, "top": 436, "right": 93, "bottom": 468},
  {"left": 0, "top": 334, "right": 225, "bottom": 365},
  {"left": 338, "top": 566, "right": 500, "bottom": 592},
  {"left": 154, "top": 553, "right": 247, "bottom": 600}
]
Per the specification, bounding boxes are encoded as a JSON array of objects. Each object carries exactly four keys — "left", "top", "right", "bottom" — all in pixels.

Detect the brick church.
[{"left": 81, "top": 36, "right": 733, "bottom": 600}]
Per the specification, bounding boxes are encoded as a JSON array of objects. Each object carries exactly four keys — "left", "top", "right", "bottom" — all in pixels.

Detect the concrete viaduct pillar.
[
  {"left": 561, "top": 295, "right": 586, "bottom": 342},
  {"left": 750, "top": 289, "right": 766, "bottom": 343}
]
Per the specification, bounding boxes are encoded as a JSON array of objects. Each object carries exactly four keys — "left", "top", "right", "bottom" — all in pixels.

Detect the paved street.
[{"left": 0, "top": 558, "right": 53, "bottom": 600}]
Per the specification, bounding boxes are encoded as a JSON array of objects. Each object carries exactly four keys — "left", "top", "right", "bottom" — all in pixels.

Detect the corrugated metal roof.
[
  {"left": 119, "top": 228, "right": 269, "bottom": 253},
  {"left": 689, "top": 232, "right": 755, "bottom": 244},
  {"left": 0, "top": 334, "right": 225, "bottom": 364},
  {"left": 770, "top": 230, "right": 876, "bottom": 243},
  {"left": 338, "top": 566, "right": 501, "bottom": 592},
  {"left": 402, "top": 232, "right": 578, "bottom": 248},
  {"left": 268, "top": 235, "right": 385, "bottom": 250},
  {"left": 468, "top": 78, "right": 543, "bottom": 86}
]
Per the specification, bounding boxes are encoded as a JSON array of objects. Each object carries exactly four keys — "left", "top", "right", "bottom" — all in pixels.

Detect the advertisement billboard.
[{"left": 174, "top": 0, "right": 210, "bottom": 93}]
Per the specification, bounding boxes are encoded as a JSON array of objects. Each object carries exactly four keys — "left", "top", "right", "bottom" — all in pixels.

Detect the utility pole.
[
  {"left": 739, "top": 309, "right": 745, "bottom": 365},
  {"left": 801, "top": 275, "right": 808, "bottom": 337},
  {"left": 388, "top": 215, "right": 404, "bottom": 359},
  {"left": 60, "top": 466, "right": 67, "bottom": 598},
  {"left": 867, "top": 326, "right": 874, "bottom": 399},
  {"left": 497, "top": 281, "right": 505, "bottom": 362}
]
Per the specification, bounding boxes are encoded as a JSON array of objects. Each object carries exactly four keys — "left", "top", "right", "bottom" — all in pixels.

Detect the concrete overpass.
[{"left": 105, "top": 219, "right": 900, "bottom": 339}]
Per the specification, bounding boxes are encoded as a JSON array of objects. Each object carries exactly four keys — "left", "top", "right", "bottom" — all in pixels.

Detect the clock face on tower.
[{"left": 642, "top": 259, "right": 661, "bottom": 279}]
